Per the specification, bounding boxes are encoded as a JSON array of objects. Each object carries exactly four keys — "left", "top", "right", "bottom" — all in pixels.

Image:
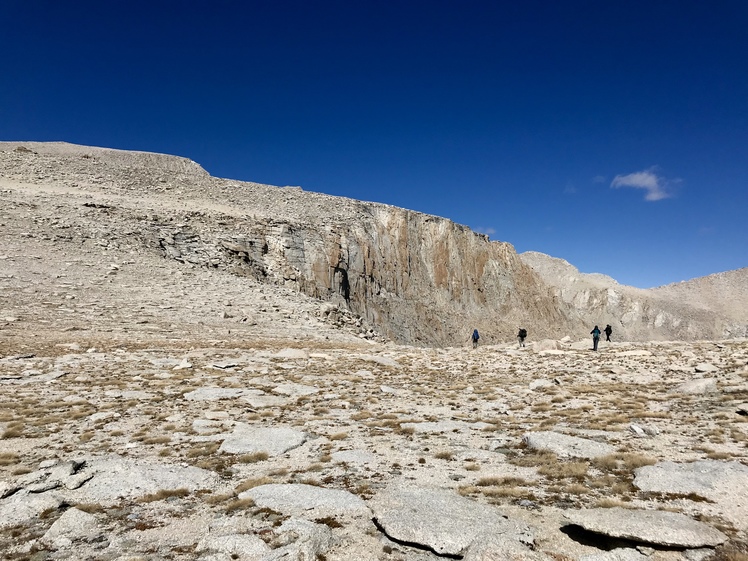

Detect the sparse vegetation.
[{"left": 137, "top": 488, "right": 190, "bottom": 503}]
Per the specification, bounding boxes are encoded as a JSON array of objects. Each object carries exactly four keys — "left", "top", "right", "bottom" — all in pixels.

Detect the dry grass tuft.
[
  {"left": 315, "top": 516, "right": 344, "bottom": 529},
  {"left": 434, "top": 450, "right": 454, "bottom": 460},
  {"left": 328, "top": 432, "right": 348, "bottom": 441},
  {"left": 2, "top": 422, "right": 24, "bottom": 439},
  {"left": 186, "top": 442, "right": 221, "bottom": 458},
  {"left": 538, "top": 461, "right": 588, "bottom": 480},
  {"left": 595, "top": 498, "right": 634, "bottom": 508},
  {"left": 75, "top": 503, "right": 106, "bottom": 513},
  {"left": 138, "top": 488, "right": 189, "bottom": 503},
  {"left": 235, "top": 477, "right": 273, "bottom": 494},
  {"left": 476, "top": 476, "right": 529, "bottom": 487},
  {"left": 143, "top": 435, "right": 171, "bottom": 445},
  {"left": 204, "top": 492, "right": 235, "bottom": 505},
  {"left": 563, "top": 483, "right": 589, "bottom": 495},
  {"left": 592, "top": 453, "right": 657, "bottom": 472},
  {"left": 0, "top": 452, "right": 20, "bottom": 466},
  {"left": 237, "top": 451, "right": 269, "bottom": 463},
  {"left": 225, "top": 497, "right": 255, "bottom": 513},
  {"left": 509, "top": 449, "right": 558, "bottom": 468}
]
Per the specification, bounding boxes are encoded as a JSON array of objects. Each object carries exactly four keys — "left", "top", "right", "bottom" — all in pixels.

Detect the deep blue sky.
[{"left": 2, "top": 1, "right": 746, "bottom": 288}]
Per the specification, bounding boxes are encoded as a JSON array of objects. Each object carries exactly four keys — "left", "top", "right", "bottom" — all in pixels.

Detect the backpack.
[
  {"left": 472, "top": 329, "right": 480, "bottom": 341},
  {"left": 519, "top": 329, "right": 527, "bottom": 338}
]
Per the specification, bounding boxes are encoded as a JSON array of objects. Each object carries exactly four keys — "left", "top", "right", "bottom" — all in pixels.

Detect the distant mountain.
[
  {"left": 650, "top": 268, "right": 748, "bottom": 330},
  {"left": 520, "top": 251, "right": 747, "bottom": 340},
  {"left": 2, "top": 141, "right": 745, "bottom": 344}
]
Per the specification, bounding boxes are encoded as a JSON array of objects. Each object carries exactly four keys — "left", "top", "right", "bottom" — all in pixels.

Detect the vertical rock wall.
[{"left": 217, "top": 206, "right": 571, "bottom": 345}]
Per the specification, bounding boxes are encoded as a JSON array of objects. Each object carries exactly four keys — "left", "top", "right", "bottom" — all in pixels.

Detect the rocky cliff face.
[
  {"left": 1, "top": 142, "right": 744, "bottom": 345},
  {"left": 215, "top": 208, "right": 572, "bottom": 345}
]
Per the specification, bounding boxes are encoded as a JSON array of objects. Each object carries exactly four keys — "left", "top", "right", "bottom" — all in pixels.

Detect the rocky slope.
[
  {"left": 520, "top": 251, "right": 747, "bottom": 341},
  {"left": 1, "top": 141, "right": 745, "bottom": 348},
  {"left": 0, "top": 141, "right": 573, "bottom": 346}
]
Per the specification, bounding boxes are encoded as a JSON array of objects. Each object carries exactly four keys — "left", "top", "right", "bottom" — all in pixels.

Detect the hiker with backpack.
[
  {"left": 517, "top": 327, "right": 527, "bottom": 347},
  {"left": 471, "top": 329, "right": 480, "bottom": 348},
  {"left": 590, "top": 325, "right": 601, "bottom": 351},
  {"left": 604, "top": 324, "right": 613, "bottom": 342}
]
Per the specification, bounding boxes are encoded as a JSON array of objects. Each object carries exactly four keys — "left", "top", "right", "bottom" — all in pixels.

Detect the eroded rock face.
[{"left": 212, "top": 207, "right": 569, "bottom": 346}]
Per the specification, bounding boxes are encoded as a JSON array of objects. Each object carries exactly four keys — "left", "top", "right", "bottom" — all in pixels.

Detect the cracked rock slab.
[
  {"left": 240, "top": 483, "right": 371, "bottom": 518},
  {"left": 671, "top": 378, "right": 717, "bottom": 394},
  {"left": 634, "top": 460, "right": 748, "bottom": 530},
  {"left": 522, "top": 431, "right": 615, "bottom": 459},
  {"left": 196, "top": 533, "right": 270, "bottom": 558},
  {"left": 183, "top": 387, "right": 248, "bottom": 401},
  {"left": 564, "top": 507, "right": 727, "bottom": 547},
  {"left": 368, "top": 483, "right": 534, "bottom": 557},
  {"left": 62, "top": 455, "right": 218, "bottom": 505},
  {"left": 400, "top": 420, "right": 493, "bottom": 434},
  {"left": 218, "top": 424, "right": 306, "bottom": 456}
]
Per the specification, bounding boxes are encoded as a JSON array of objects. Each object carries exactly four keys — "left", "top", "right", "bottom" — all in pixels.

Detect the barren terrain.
[{"left": 1, "top": 142, "right": 747, "bottom": 561}]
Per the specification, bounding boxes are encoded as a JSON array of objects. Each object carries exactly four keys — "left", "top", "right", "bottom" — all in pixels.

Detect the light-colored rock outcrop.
[{"left": 564, "top": 507, "right": 728, "bottom": 547}]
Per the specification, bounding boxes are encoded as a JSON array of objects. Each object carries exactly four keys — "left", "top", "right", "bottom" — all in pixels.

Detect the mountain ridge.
[{"left": 2, "top": 141, "right": 745, "bottom": 344}]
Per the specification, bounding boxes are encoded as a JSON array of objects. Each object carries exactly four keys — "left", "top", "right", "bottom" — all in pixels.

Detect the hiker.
[
  {"left": 517, "top": 327, "right": 527, "bottom": 347},
  {"left": 590, "top": 325, "right": 601, "bottom": 351},
  {"left": 604, "top": 324, "right": 613, "bottom": 342},
  {"left": 471, "top": 329, "right": 480, "bottom": 348}
]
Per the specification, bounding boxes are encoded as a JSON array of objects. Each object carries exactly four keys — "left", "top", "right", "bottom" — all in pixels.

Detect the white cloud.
[
  {"left": 610, "top": 167, "right": 677, "bottom": 201},
  {"left": 474, "top": 227, "right": 496, "bottom": 236},
  {"left": 592, "top": 175, "right": 606, "bottom": 184},
  {"left": 564, "top": 184, "right": 577, "bottom": 194}
]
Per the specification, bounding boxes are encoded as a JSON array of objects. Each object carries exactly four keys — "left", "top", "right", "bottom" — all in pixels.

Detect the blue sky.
[{"left": 2, "top": 1, "right": 746, "bottom": 288}]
